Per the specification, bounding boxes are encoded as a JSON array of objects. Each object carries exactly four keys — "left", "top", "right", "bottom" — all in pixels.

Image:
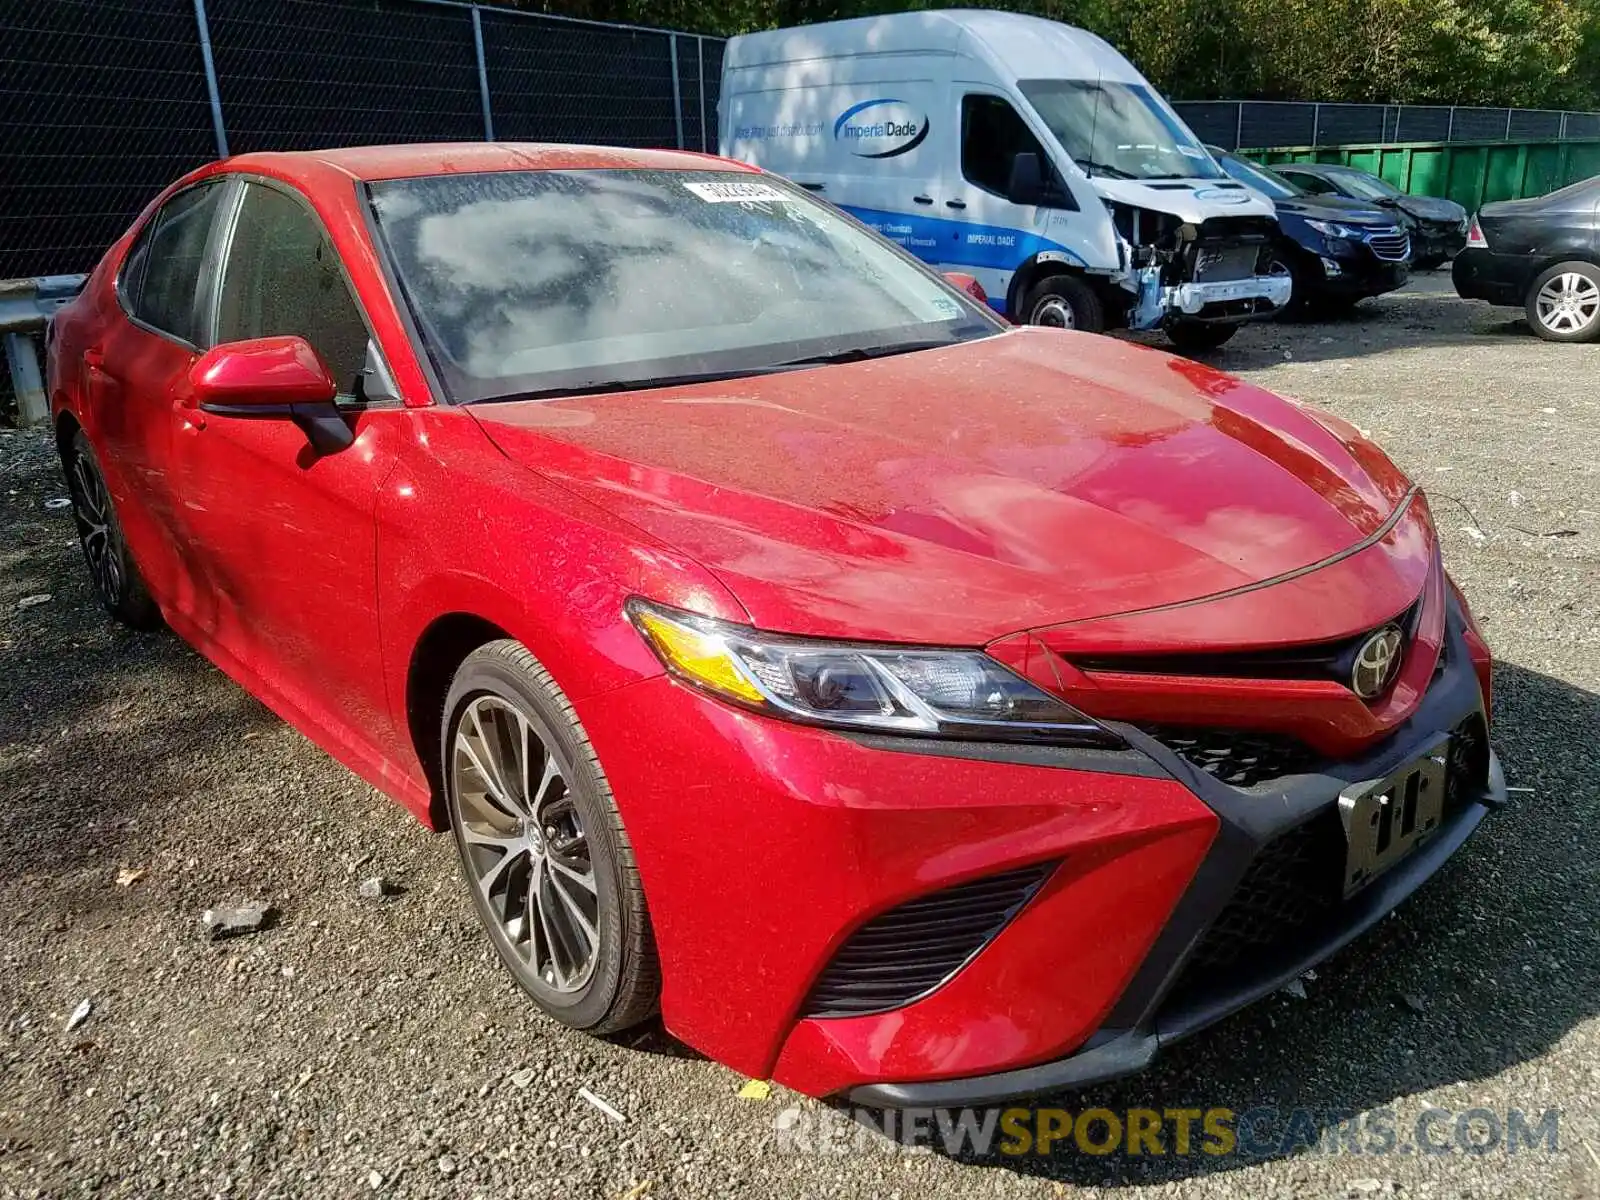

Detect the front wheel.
[
  {"left": 1022, "top": 274, "right": 1105, "bottom": 333},
  {"left": 442, "top": 640, "right": 659, "bottom": 1034},
  {"left": 1525, "top": 261, "right": 1600, "bottom": 343},
  {"left": 1166, "top": 320, "right": 1240, "bottom": 355}
]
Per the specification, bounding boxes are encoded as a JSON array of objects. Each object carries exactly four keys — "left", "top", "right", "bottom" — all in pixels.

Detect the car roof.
[{"left": 219, "top": 142, "right": 751, "bottom": 183}]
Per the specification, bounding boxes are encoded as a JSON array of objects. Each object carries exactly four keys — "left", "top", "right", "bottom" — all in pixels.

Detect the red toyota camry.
[{"left": 47, "top": 144, "right": 1502, "bottom": 1105}]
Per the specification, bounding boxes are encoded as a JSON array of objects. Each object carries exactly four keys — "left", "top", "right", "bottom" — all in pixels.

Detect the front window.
[
  {"left": 1018, "top": 80, "right": 1221, "bottom": 181},
  {"left": 368, "top": 169, "right": 999, "bottom": 404},
  {"left": 1216, "top": 153, "right": 1302, "bottom": 201}
]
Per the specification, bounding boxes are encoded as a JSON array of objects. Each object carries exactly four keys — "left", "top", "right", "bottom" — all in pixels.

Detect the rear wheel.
[
  {"left": 443, "top": 640, "right": 658, "bottom": 1034},
  {"left": 1022, "top": 274, "right": 1104, "bottom": 333},
  {"left": 1166, "top": 320, "right": 1240, "bottom": 354},
  {"left": 64, "top": 429, "right": 160, "bottom": 629},
  {"left": 1525, "top": 261, "right": 1600, "bottom": 343}
]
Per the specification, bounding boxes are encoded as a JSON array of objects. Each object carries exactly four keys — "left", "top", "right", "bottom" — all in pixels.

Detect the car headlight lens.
[
  {"left": 1306, "top": 219, "right": 1363, "bottom": 240},
  {"left": 627, "top": 600, "right": 1115, "bottom": 745}
]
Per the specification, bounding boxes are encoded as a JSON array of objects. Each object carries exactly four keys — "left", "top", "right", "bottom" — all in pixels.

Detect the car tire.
[
  {"left": 1023, "top": 274, "right": 1105, "bottom": 333},
  {"left": 64, "top": 429, "right": 161, "bottom": 629},
  {"left": 1166, "top": 320, "right": 1240, "bottom": 354},
  {"left": 1525, "top": 261, "right": 1600, "bottom": 343},
  {"left": 442, "top": 640, "right": 659, "bottom": 1034}
]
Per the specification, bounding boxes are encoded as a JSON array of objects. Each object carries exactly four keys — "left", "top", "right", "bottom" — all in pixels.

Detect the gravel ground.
[{"left": 3, "top": 274, "right": 1598, "bottom": 1199}]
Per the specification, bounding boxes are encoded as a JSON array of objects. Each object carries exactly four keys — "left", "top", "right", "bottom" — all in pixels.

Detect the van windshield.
[{"left": 1019, "top": 80, "right": 1222, "bottom": 182}]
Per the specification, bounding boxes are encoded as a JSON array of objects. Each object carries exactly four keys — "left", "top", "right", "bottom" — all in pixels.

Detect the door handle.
[
  {"left": 83, "top": 347, "right": 105, "bottom": 370},
  {"left": 945, "top": 199, "right": 968, "bottom": 210},
  {"left": 912, "top": 195, "right": 934, "bottom": 205}
]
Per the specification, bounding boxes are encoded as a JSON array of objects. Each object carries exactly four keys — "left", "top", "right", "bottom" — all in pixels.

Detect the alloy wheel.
[
  {"left": 450, "top": 695, "right": 600, "bottom": 994},
  {"left": 69, "top": 452, "right": 123, "bottom": 607},
  {"left": 1535, "top": 272, "right": 1599, "bottom": 335}
]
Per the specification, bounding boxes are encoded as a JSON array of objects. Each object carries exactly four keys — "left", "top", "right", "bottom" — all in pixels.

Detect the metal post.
[
  {"left": 5, "top": 333, "right": 47, "bottom": 428},
  {"left": 697, "top": 35, "right": 707, "bottom": 152},
  {"left": 1560, "top": 111, "right": 1569, "bottom": 141},
  {"left": 1446, "top": 106, "right": 1456, "bottom": 142},
  {"left": 1234, "top": 102, "right": 1243, "bottom": 151},
  {"left": 1310, "top": 104, "right": 1320, "bottom": 148},
  {"left": 472, "top": 6, "right": 494, "bottom": 141},
  {"left": 191, "top": 0, "right": 229, "bottom": 158},
  {"left": 1504, "top": 108, "right": 1513, "bottom": 141},
  {"left": 668, "top": 34, "right": 685, "bottom": 150}
]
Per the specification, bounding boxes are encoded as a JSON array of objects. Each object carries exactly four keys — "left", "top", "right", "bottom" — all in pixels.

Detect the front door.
[{"left": 170, "top": 177, "right": 401, "bottom": 755}]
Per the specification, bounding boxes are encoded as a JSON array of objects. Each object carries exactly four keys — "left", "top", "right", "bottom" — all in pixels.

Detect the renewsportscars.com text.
[{"left": 773, "top": 1104, "right": 1560, "bottom": 1159}]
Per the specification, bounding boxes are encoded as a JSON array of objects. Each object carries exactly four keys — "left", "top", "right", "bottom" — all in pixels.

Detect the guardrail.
[
  {"left": 1, "top": 275, "right": 85, "bottom": 428},
  {"left": 1251, "top": 138, "right": 1600, "bottom": 210}
]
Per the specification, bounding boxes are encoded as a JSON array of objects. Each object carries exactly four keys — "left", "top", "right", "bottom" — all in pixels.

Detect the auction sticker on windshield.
[{"left": 682, "top": 180, "right": 793, "bottom": 203}]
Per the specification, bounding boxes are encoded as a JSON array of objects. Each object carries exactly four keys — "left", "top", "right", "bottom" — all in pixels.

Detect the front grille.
[
  {"left": 1168, "top": 714, "right": 1488, "bottom": 1001},
  {"left": 1136, "top": 725, "right": 1321, "bottom": 787},
  {"left": 1366, "top": 230, "right": 1412, "bottom": 262},
  {"left": 1074, "top": 597, "right": 1424, "bottom": 693},
  {"left": 803, "top": 863, "right": 1055, "bottom": 1018},
  {"left": 1194, "top": 243, "right": 1261, "bottom": 282}
]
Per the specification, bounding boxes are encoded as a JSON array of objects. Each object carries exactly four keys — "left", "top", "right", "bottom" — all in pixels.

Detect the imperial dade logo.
[{"left": 833, "top": 98, "right": 929, "bottom": 159}]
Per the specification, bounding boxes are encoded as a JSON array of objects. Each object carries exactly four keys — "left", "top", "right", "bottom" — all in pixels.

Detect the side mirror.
[
  {"left": 188, "top": 335, "right": 353, "bottom": 454},
  {"left": 942, "top": 271, "right": 989, "bottom": 306},
  {"left": 1006, "top": 152, "right": 1046, "bottom": 206}
]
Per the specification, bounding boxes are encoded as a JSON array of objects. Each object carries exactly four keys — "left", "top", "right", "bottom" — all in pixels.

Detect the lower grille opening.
[
  {"left": 1167, "top": 713, "right": 1488, "bottom": 1003},
  {"left": 1136, "top": 725, "right": 1321, "bottom": 788},
  {"left": 803, "top": 863, "right": 1055, "bottom": 1019}
]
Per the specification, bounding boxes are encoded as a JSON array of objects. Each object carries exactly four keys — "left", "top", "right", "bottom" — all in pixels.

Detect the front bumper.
[
  {"left": 1313, "top": 252, "right": 1410, "bottom": 299},
  {"left": 578, "top": 590, "right": 1496, "bottom": 1103},
  {"left": 1164, "top": 273, "right": 1293, "bottom": 319}
]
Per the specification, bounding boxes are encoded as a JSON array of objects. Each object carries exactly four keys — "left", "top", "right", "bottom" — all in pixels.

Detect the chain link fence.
[
  {"left": 6, "top": 1, "right": 1600, "bottom": 282},
  {"left": 0, "top": 0, "right": 727, "bottom": 280},
  {"left": 1178, "top": 100, "right": 1600, "bottom": 152}
]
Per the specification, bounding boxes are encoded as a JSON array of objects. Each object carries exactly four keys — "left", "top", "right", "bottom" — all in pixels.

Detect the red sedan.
[{"left": 47, "top": 143, "right": 1502, "bottom": 1105}]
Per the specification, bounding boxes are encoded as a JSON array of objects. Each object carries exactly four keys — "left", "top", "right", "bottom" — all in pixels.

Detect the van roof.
[{"left": 723, "top": 10, "right": 1142, "bottom": 84}]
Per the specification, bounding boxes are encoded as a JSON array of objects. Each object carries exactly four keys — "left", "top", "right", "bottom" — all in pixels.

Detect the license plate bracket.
[{"left": 1336, "top": 735, "right": 1450, "bottom": 898}]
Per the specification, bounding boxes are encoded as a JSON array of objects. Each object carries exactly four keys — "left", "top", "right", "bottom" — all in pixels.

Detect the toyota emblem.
[{"left": 1351, "top": 625, "right": 1404, "bottom": 700}]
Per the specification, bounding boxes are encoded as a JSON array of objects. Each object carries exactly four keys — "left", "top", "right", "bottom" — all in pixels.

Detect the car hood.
[
  {"left": 1276, "top": 194, "right": 1393, "bottom": 224},
  {"left": 471, "top": 330, "right": 1416, "bottom": 645},
  {"left": 1397, "top": 194, "right": 1466, "bottom": 224}
]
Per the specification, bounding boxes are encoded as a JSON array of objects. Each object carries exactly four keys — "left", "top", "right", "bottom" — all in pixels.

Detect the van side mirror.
[{"left": 1006, "top": 153, "right": 1047, "bottom": 206}]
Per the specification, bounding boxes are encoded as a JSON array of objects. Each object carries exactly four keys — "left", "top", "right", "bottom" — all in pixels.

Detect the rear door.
[
  {"left": 169, "top": 176, "right": 402, "bottom": 751},
  {"left": 90, "top": 179, "right": 230, "bottom": 604}
]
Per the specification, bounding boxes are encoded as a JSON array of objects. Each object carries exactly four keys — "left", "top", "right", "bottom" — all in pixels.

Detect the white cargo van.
[{"left": 719, "top": 10, "right": 1292, "bottom": 351}]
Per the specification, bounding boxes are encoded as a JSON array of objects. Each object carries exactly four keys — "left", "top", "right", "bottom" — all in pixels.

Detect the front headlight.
[
  {"left": 1306, "top": 219, "right": 1363, "bottom": 240},
  {"left": 626, "top": 599, "right": 1115, "bottom": 745}
]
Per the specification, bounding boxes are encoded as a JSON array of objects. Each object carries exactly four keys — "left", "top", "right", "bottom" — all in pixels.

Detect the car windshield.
[
  {"left": 1018, "top": 79, "right": 1221, "bottom": 181},
  {"left": 367, "top": 169, "right": 999, "bottom": 403},
  {"left": 1332, "top": 170, "right": 1401, "bottom": 201},
  {"left": 1216, "top": 152, "right": 1301, "bottom": 200}
]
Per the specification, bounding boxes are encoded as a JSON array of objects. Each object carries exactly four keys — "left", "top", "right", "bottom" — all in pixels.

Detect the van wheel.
[
  {"left": 1167, "top": 321, "right": 1240, "bottom": 355},
  {"left": 1023, "top": 275, "right": 1104, "bottom": 333},
  {"left": 1525, "top": 261, "right": 1600, "bottom": 343}
]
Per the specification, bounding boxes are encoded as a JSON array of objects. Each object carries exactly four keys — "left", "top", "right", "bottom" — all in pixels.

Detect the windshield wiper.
[
  {"left": 1074, "top": 158, "right": 1136, "bottom": 180},
  {"left": 772, "top": 338, "right": 959, "bottom": 368},
  {"left": 469, "top": 365, "right": 797, "bottom": 404}
]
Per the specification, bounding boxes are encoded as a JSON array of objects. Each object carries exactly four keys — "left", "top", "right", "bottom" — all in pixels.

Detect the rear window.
[
  {"left": 367, "top": 169, "right": 998, "bottom": 403},
  {"left": 120, "top": 181, "right": 226, "bottom": 344}
]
